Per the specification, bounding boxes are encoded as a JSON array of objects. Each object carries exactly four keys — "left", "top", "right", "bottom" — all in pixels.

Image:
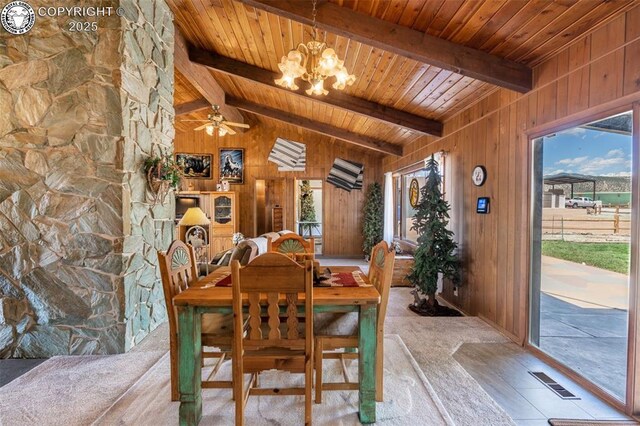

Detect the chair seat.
[{"left": 314, "top": 312, "right": 358, "bottom": 336}]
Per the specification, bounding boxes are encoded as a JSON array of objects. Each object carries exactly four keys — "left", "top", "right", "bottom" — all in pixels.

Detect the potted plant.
[
  {"left": 407, "top": 155, "right": 461, "bottom": 316},
  {"left": 362, "top": 182, "right": 383, "bottom": 260},
  {"left": 144, "top": 152, "right": 183, "bottom": 204}
]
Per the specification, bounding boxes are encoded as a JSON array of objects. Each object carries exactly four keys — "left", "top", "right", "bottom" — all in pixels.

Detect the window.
[{"left": 394, "top": 152, "right": 445, "bottom": 244}]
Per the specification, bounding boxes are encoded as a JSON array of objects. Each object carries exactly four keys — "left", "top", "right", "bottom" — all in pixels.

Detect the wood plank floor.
[{"left": 454, "top": 342, "right": 632, "bottom": 424}]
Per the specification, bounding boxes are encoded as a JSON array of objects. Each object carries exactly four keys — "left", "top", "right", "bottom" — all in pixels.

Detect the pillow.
[
  {"left": 211, "top": 248, "right": 231, "bottom": 264},
  {"left": 230, "top": 240, "right": 258, "bottom": 265},
  {"left": 215, "top": 250, "right": 233, "bottom": 266},
  {"left": 261, "top": 232, "right": 281, "bottom": 241},
  {"left": 252, "top": 237, "right": 268, "bottom": 254}
]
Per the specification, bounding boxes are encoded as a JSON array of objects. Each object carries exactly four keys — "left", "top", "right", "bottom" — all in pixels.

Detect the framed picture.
[
  {"left": 409, "top": 178, "right": 420, "bottom": 208},
  {"left": 219, "top": 148, "right": 244, "bottom": 184},
  {"left": 176, "top": 153, "right": 212, "bottom": 179}
]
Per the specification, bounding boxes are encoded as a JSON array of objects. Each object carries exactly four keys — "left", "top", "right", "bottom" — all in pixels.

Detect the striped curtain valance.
[
  {"left": 268, "top": 138, "right": 306, "bottom": 172},
  {"left": 326, "top": 158, "right": 364, "bottom": 192}
]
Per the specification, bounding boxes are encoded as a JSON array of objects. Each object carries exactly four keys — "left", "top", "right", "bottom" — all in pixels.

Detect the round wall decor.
[{"left": 472, "top": 165, "right": 487, "bottom": 186}]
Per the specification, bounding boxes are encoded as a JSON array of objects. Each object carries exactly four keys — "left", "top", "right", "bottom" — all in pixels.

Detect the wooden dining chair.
[
  {"left": 158, "top": 240, "right": 235, "bottom": 401},
  {"left": 231, "top": 253, "right": 314, "bottom": 426},
  {"left": 314, "top": 240, "right": 395, "bottom": 403},
  {"left": 267, "top": 233, "right": 315, "bottom": 261}
]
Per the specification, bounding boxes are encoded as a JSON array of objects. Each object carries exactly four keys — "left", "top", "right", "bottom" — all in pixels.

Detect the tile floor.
[{"left": 454, "top": 342, "right": 632, "bottom": 425}]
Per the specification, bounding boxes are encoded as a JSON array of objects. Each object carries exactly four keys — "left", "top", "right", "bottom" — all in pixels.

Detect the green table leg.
[
  {"left": 178, "top": 306, "right": 202, "bottom": 426},
  {"left": 358, "top": 304, "right": 377, "bottom": 423}
]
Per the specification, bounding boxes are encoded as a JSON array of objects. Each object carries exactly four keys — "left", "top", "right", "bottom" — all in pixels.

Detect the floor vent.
[{"left": 529, "top": 372, "right": 580, "bottom": 400}]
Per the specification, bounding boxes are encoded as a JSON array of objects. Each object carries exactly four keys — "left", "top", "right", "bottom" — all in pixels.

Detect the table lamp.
[{"left": 179, "top": 207, "right": 211, "bottom": 275}]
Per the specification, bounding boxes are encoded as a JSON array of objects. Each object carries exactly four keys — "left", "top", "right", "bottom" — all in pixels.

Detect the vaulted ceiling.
[{"left": 169, "top": 0, "right": 635, "bottom": 155}]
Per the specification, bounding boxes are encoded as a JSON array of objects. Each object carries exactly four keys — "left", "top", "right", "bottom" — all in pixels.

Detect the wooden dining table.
[{"left": 173, "top": 265, "right": 381, "bottom": 426}]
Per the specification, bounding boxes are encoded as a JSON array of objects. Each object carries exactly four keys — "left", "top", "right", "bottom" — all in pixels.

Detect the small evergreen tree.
[
  {"left": 408, "top": 155, "right": 460, "bottom": 314},
  {"left": 299, "top": 180, "right": 317, "bottom": 222},
  {"left": 362, "top": 182, "right": 384, "bottom": 259},
  {"left": 299, "top": 180, "right": 316, "bottom": 236}
]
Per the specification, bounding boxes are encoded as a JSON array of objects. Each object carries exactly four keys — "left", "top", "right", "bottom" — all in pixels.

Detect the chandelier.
[{"left": 274, "top": 0, "right": 355, "bottom": 96}]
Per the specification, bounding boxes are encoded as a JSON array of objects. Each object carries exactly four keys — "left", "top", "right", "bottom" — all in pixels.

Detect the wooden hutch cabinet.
[
  {"left": 207, "top": 192, "right": 237, "bottom": 255},
  {"left": 178, "top": 191, "right": 238, "bottom": 258}
]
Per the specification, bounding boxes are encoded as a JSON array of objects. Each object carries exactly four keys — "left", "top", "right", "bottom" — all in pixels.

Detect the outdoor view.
[
  {"left": 296, "top": 179, "right": 323, "bottom": 254},
  {"left": 531, "top": 111, "right": 633, "bottom": 400}
]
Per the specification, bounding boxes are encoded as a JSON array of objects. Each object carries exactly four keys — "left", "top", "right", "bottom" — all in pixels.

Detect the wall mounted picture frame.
[
  {"left": 219, "top": 148, "right": 244, "bottom": 184},
  {"left": 176, "top": 153, "right": 212, "bottom": 179}
]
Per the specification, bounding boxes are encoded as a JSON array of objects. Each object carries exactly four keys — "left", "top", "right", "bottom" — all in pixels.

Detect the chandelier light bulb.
[
  {"left": 275, "top": 72, "right": 299, "bottom": 90},
  {"left": 332, "top": 67, "right": 356, "bottom": 90},
  {"left": 306, "top": 79, "right": 328, "bottom": 96}
]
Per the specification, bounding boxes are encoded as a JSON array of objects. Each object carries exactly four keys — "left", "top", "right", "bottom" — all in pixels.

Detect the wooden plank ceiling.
[{"left": 169, "top": 0, "right": 634, "bottom": 154}]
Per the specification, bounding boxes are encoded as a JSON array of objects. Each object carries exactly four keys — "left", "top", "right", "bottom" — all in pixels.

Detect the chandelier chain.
[{"left": 311, "top": 0, "right": 318, "bottom": 40}]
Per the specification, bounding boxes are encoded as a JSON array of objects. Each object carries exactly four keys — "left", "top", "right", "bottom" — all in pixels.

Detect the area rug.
[
  {"left": 0, "top": 350, "right": 166, "bottom": 426},
  {"left": 94, "top": 334, "right": 454, "bottom": 425},
  {"left": 385, "top": 289, "right": 517, "bottom": 426}
]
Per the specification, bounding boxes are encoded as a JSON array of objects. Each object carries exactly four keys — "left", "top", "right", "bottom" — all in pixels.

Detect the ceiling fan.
[{"left": 180, "top": 105, "right": 249, "bottom": 136}]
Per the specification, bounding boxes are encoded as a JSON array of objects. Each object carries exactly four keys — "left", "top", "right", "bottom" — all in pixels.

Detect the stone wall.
[
  {"left": 0, "top": 0, "right": 174, "bottom": 357},
  {"left": 119, "top": 0, "right": 175, "bottom": 349}
]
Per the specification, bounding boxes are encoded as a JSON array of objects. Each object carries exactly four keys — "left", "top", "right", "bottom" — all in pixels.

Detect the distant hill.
[{"left": 544, "top": 175, "right": 631, "bottom": 193}]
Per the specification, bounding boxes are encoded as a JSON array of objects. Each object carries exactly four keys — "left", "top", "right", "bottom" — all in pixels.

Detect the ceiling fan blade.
[
  {"left": 194, "top": 123, "right": 211, "bottom": 131},
  {"left": 220, "top": 123, "right": 236, "bottom": 135},
  {"left": 224, "top": 121, "right": 250, "bottom": 128}
]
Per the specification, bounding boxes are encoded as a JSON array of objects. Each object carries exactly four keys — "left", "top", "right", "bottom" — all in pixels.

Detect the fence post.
[
  {"left": 561, "top": 216, "right": 564, "bottom": 241},
  {"left": 614, "top": 207, "right": 620, "bottom": 234}
]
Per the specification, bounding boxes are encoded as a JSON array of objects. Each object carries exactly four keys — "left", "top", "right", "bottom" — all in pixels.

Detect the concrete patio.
[{"left": 538, "top": 256, "right": 629, "bottom": 400}]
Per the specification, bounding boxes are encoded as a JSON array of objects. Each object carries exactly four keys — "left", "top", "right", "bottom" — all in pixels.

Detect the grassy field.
[{"left": 542, "top": 241, "right": 630, "bottom": 274}]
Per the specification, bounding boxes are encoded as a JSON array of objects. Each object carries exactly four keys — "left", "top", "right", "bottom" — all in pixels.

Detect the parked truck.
[{"left": 565, "top": 197, "right": 600, "bottom": 208}]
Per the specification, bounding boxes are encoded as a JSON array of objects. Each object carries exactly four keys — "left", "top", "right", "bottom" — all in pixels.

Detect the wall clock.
[
  {"left": 472, "top": 165, "right": 487, "bottom": 186},
  {"left": 409, "top": 178, "right": 420, "bottom": 208}
]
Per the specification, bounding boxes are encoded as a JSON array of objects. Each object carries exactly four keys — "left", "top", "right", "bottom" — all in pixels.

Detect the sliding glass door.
[{"left": 530, "top": 111, "right": 635, "bottom": 402}]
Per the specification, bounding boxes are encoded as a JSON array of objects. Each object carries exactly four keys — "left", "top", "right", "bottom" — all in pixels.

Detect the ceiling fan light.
[
  {"left": 218, "top": 127, "right": 228, "bottom": 137},
  {"left": 205, "top": 125, "right": 214, "bottom": 136}
]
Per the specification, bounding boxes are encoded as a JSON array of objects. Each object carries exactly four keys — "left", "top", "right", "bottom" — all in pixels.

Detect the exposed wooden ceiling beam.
[
  {"left": 239, "top": 0, "right": 533, "bottom": 93},
  {"left": 226, "top": 96, "right": 403, "bottom": 156},
  {"left": 174, "top": 30, "right": 245, "bottom": 124},
  {"left": 175, "top": 98, "right": 211, "bottom": 116},
  {"left": 189, "top": 47, "right": 443, "bottom": 137}
]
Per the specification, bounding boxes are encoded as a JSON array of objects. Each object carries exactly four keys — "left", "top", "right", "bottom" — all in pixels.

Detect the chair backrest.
[
  {"left": 158, "top": 240, "right": 198, "bottom": 338},
  {"left": 267, "top": 234, "right": 315, "bottom": 261},
  {"left": 231, "top": 253, "right": 313, "bottom": 353},
  {"left": 367, "top": 241, "right": 396, "bottom": 330}
]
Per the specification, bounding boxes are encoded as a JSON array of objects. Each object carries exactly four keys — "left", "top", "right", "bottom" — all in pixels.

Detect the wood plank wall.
[
  {"left": 174, "top": 120, "right": 383, "bottom": 256},
  {"left": 382, "top": 5, "right": 640, "bottom": 344}
]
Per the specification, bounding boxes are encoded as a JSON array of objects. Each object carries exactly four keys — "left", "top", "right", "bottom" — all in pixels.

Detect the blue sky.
[{"left": 543, "top": 126, "right": 632, "bottom": 177}]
